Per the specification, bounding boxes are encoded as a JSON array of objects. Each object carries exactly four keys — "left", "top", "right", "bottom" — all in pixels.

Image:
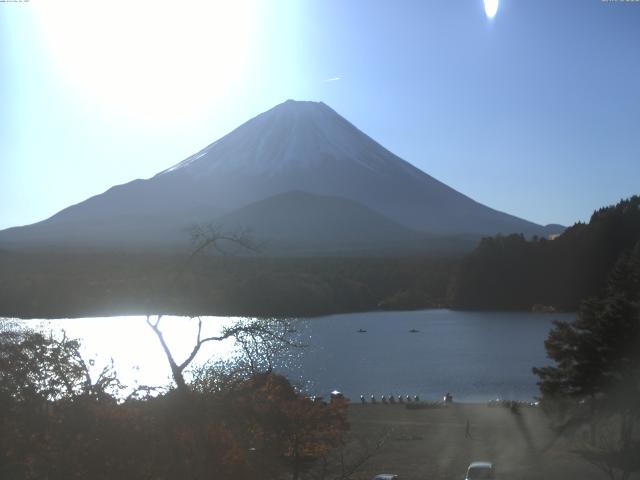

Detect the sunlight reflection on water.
[
  {"left": 27, "top": 316, "right": 243, "bottom": 392},
  {"left": 15, "top": 310, "right": 574, "bottom": 401}
]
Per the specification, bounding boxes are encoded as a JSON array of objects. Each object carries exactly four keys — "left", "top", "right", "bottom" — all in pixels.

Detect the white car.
[
  {"left": 465, "top": 461, "right": 495, "bottom": 480},
  {"left": 371, "top": 475, "right": 399, "bottom": 480}
]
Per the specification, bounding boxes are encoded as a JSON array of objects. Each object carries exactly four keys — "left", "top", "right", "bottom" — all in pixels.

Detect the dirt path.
[{"left": 346, "top": 403, "right": 604, "bottom": 480}]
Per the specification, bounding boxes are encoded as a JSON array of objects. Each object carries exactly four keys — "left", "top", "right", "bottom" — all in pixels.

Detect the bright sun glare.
[
  {"left": 484, "top": 0, "right": 499, "bottom": 19},
  {"left": 34, "top": 0, "right": 256, "bottom": 124}
]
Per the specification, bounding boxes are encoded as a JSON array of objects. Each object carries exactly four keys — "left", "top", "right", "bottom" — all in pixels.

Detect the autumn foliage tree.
[
  {"left": 0, "top": 321, "right": 348, "bottom": 480},
  {"left": 228, "top": 372, "right": 349, "bottom": 480}
]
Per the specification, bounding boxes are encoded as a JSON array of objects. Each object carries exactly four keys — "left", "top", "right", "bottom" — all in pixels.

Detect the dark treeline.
[
  {"left": 0, "top": 252, "right": 456, "bottom": 318},
  {"left": 450, "top": 196, "right": 640, "bottom": 311},
  {"left": 533, "top": 232, "right": 640, "bottom": 479},
  {"left": 4, "top": 196, "right": 638, "bottom": 318}
]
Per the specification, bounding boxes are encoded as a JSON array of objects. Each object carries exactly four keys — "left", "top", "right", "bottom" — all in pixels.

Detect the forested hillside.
[
  {"left": 449, "top": 196, "right": 640, "bottom": 310},
  {"left": 0, "top": 252, "right": 454, "bottom": 319}
]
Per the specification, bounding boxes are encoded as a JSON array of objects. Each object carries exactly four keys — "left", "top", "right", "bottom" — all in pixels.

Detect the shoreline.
[{"left": 6, "top": 306, "right": 575, "bottom": 322}]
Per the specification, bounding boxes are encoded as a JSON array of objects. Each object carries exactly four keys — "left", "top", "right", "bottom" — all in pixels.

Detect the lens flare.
[{"left": 484, "top": 0, "right": 499, "bottom": 19}]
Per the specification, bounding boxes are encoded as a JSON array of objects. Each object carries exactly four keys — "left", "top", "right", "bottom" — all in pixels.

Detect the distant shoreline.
[{"left": 7, "top": 307, "right": 575, "bottom": 322}]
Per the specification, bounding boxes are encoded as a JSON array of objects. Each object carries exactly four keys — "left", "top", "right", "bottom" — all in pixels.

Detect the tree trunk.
[
  {"left": 170, "top": 362, "right": 188, "bottom": 394},
  {"left": 292, "top": 452, "right": 300, "bottom": 480},
  {"left": 590, "top": 396, "right": 597, "bottom": 446}
]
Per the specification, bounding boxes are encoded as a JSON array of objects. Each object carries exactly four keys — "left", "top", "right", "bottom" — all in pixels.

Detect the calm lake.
[{"left": 14, "top": 309, "right": 574, "bottom": 402}]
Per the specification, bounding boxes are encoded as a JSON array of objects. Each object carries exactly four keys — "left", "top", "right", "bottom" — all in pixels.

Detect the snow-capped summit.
[
  {"left": 0, "top": 100, "right": 562, "bottom": 252},
  {"left": 160, "top": 100, "right": 418, "bottom": 178}
]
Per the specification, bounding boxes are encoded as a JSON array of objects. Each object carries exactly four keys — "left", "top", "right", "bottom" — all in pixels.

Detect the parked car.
[
  {"left": 465, "top": 461, "right": 495, "bottom": 480},
  {"left": 371, "top": 474, "right": 399, "bottom": 480}
]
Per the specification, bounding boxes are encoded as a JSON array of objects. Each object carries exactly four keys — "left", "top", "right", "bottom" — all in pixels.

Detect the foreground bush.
[{"left": 0, "top": 325, "right": 348, "bottom": 480}]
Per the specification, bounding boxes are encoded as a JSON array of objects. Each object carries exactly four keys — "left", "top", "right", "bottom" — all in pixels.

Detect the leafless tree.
[
  {"left": 186, "top": 223, "right": 260, "bottom": 261},
  {"left": 146, "top": 314, "right": 296, "bottom": 395},
  {"left": 306, "top": 429, "right": 391, "bottom": 480},
  {"left": 233, "top": 317, "right": 298, "bottom": 375},
  {"left": 147, "top": 224, "right": 298, "bottom": 395}
]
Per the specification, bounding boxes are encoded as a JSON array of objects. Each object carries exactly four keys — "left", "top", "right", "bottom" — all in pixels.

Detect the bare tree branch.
[
  {"left": 306, "top": 430, "right": 391, "bottom": 480},
  {"left": 186, "top": 223, "right": 261, "bottom": 264},
  {"left": 146, "top": 223, "right": 295, "bottom": 395},
  {"left": 147, "top": 314, "right": 299, "bottom": 395}
]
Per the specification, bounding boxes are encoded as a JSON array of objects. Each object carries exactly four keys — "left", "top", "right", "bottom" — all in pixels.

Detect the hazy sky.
[{"left": 1, "top": 0, "right": 639, "bottom": 230}]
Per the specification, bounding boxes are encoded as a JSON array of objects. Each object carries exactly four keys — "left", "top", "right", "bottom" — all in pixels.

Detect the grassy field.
[{"left": 346, "top": 403, "right": 602, "bottom": 480}]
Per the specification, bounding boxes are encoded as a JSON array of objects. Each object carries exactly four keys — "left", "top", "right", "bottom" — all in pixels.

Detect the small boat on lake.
[
  {"left": 409, "top": 329, "right": 420, "bottom": 333},
  {"left": 357, "top": 328, "right": 367, "bottom": 333}
]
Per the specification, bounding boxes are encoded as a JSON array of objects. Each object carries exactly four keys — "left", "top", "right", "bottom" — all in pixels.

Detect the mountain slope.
[
  {"left": 0, "top": 100, "right": 562, "bottom": 251},
  {"left": 214, "top": 190, "right": 426, "bottom": 253}
]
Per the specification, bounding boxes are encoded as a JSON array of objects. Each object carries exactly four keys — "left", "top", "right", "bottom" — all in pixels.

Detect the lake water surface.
[{"left": 14, "top": 309, "right": 574, "bottom": 402}]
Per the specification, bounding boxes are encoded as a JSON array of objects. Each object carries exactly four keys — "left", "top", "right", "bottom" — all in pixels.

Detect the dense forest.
[
  {"left": 2, "top": 196, "right": 638, "bottom": 318},
  {"left": 450, "top": 196, "right": 640, "bottom": 310},
  {"left": 0, "top": 251, "right": 455, "bottom": 318},
  {"left": 532, "top": 226, "right": 640, "bottom": 479}
]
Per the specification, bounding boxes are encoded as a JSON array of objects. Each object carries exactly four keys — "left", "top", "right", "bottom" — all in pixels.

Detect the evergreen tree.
[
  {"left": 533, "top": 242, "right": 640, "bottom": 480},
  {"left": 451, "top": 195, "right": 640, "bottom": 310}
]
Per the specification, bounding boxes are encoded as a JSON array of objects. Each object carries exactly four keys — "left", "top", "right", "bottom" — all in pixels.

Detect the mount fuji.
[{"left": 0, "top": 100, "right": 562, "bottom": 253}]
